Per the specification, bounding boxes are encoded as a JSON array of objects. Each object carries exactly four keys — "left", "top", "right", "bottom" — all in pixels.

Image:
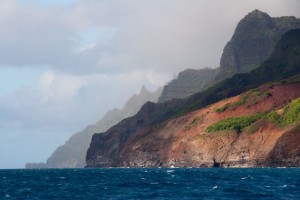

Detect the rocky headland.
[
  {"left": 119, "top": 82, "right": 300, "bottom": 167},
  {"left": 86, "top": 29, "right": 300, "bottom": 168}
]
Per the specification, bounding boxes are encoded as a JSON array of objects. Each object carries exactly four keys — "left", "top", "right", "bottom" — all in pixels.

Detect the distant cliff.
[
  {"left": 158, "top": 68, "right": 219, "bottom": 103},
  {"left": 217, "top": 9, "right": 300, "bottom": 80},
  {"left": 26, "top": 86, "right": 162, "bottom": 168},
  {"left": 158, "top": 10, "right": 300, "bottom": 104},
  {"left": 86, "top": 29, "right": 300, "bottom": 168}
]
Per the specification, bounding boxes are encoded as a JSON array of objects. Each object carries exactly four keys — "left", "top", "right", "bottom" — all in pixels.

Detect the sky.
[{"left": 0, "top": 0, "right": 300, "bottom": 169}]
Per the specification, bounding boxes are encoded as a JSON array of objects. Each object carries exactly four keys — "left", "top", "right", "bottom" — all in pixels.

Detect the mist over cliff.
[
  {"left": 158, "top": 10, "right": 300, "bottom": 103},
  {"left": 26, "top": 86, "right": 162, "bottom": 168}
]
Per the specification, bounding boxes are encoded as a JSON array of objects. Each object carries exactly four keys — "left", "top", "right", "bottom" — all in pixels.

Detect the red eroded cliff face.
[{"left": 117, "top": 83, "right": 300, "bottom": 168}]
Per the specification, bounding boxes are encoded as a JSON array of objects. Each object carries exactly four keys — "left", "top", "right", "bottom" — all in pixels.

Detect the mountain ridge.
[
  {"left": 158, "top": 10, "right": 300, "bottom": 103},
  {"left": 158, "top": 68, "right": 219, "bottom": 103},
  {"left": 86, "top": 28, "right": 300, "bottom": 168}
]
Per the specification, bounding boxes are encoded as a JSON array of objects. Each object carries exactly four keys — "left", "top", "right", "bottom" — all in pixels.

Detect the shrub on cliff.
[
  {"left": 206, "top": 113, "right": 264, "bottom": 133},
  {"left": 266, "top": 111, "right": 281, "bottom": 124},
  {"left": 207, "top": 98, "right": 300, "bottom": 134},
  {"left": 281, "top": 98, "right": 300, "bottom": 126}
]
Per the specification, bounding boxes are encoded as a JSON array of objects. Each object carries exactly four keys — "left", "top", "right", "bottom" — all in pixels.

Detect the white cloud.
[
  {"left": 1, "top": 0, "right": 299, "bottom": 75},
  {"left": 0, "top": 69, "right": 165, "bottom": 132},
  {"left": 39, "top": 70, "right": 85, "bottom": 102},
  {"left": 39, "top": 70, "right": 55, "bottom": 90}
]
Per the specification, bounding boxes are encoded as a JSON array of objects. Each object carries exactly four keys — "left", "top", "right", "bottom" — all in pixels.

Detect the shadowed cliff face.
[
  {"left": 217, "top": 10, "right": 300, "bottom": 80},
  {"left": 86, "top": 29, "right": 300, "bottom": 168}
]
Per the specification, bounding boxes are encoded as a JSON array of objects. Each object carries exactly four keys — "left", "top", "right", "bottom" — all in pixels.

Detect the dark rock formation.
[
  {"left": 217, "top": 9, "right": 300, "bottom": 80},
  {"left": 86, "top": 29, "right": 300, "bottom": 168},
  {"left": 158, "top": 68, "right": 219, "bottom": 103},
  {"left": 25, "top": 86, "right": 162, "bottom": 168}
]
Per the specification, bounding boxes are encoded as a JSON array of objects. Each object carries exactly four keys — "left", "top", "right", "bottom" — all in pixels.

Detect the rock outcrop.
[
  {"left": 266, "top": 124, "right": 300, "bottom": 167},
  {"left": 26, "top": 86, "right": 162, "bottom": 168},
  {"left": 86, "top": 29, "right": 300, "bottom": 168},
  {"left": 217, "top": 9, "right": 300, "bottom": 80}
]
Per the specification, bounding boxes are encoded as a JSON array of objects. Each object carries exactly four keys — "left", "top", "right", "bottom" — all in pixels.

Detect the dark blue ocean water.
[{"left": 1, "top": 168, "right": 299, "bottom": 199}]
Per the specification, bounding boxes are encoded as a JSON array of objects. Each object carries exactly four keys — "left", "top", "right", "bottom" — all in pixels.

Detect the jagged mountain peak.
[
  {"left": 140, "top": 85, "right": 147, "bottom": 94},
  {"left": 217, "top": 10, "right": 300, "bottom": 80},
  {"left": 123, "top": 86, "right": 162, "bottom": 113},
  {"left": 233, "top": 9, "right": 273, "bottom": 36},
  {"left": 246, "top": 9, "right": 271, "bottom": 19}
]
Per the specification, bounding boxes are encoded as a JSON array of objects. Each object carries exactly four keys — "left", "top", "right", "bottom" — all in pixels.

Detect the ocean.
[{"left": 1, "top": 168, "right": 299, "bottom": 199}]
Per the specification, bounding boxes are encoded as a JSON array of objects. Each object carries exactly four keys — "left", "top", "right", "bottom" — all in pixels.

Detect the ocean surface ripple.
[{"left": 1, "top": 168, "right": 299, "bottom": 199}]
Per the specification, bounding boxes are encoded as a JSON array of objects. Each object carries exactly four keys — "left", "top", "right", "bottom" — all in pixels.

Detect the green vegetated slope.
[
  {"left": 207, "top": 97, "right": 300, "bottom": 133},
  {"left": 207, "top": 75, "right": 300, "bottom": 133},
  {"left": 281, "top": 98, "right": 300, "bottom": 126},
  {"left": 207, "top": 113, "right": 264, "bottom": 133}
]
